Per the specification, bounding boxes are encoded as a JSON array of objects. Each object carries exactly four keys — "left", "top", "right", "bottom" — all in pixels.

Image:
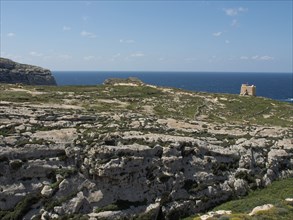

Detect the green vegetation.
[
  {"left": 0, "top": 125, "right": 16, "bottom": 136},
  {"left": 0, "top": 193, "right": 40, "bottom": 220},
  {"left": 54, "top": 168, "right": 78, "bottom": 178},
  {"left": 0, "top": 91, "right": 33, "bottom": 102},
  {"left": 95, "top": 199, "right": 148, "bottom": 213},
  {"left": 184, "top": 178, "right": 293, "bottom": 220},
  {"left": 0, "top": 83, "right": 292, "bottom": 127},
  {"left": 132, "top": 209, "right": 157, "bottom": 220},
  {"left": 10, "top": 160, "right": 23, "bottom": 170},
  {"left": 214, "top": 94, "right": 293, "bottom": 127},
  {"left": 214, "top": 178, "right": 293, "bottom": 213},
  {"left": 43, "top": 191, "right": 78, "bottom": 211},
  {"left": 103, "top": 77, "right": 144, "bottom": 86}
]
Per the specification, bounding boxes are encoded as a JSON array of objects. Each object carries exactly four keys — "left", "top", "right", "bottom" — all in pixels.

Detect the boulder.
[{"left": 63, "top": 192, "right": 91, "bottom": 214}]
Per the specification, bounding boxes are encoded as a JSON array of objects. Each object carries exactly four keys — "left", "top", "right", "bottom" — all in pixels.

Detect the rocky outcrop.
[
  {"left": 0, "top": 57, "right": 56, "bottom": 85},
  {"left": 103, "top": 77, "right": 144, "bottom": 86},
  {"left": 0, "top": 102, "right": 292, "bottom": 219}
]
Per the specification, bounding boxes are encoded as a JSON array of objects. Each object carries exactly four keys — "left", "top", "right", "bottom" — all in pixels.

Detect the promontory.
[{"left": 0, "top": 57, "right": 56, "bottom": 85}]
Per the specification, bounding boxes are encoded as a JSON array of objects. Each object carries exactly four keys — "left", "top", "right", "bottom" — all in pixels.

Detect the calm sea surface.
[{"left": 53, "top": 71, "right": 293, "bottom": 102}]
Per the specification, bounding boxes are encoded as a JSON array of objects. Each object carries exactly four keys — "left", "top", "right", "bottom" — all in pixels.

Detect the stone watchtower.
[{"left": 240, "top": 84, "right": 256, "bottom": 96}]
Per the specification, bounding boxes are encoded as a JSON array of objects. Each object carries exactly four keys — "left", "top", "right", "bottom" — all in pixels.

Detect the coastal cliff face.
[
  {"left": 0, "top": 57, "right": 56, "bottom": 85},
  {"left": 0, "top": 82, "right": 292, "bottom": 219}
]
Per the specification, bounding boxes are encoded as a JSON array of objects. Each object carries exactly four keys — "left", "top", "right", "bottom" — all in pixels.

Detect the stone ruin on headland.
[{"left": 240, "top": 84, "right": 256, "bottom": 96}]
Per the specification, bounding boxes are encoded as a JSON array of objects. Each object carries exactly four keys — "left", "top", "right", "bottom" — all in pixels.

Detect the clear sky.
[{"left": 1, "top": 0, "right": 292, "bottom": 72}]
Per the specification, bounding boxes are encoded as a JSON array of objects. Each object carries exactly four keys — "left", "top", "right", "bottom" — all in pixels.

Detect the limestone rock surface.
[{"left": 0, "top": 82, "right": 292, "bottom": 220}]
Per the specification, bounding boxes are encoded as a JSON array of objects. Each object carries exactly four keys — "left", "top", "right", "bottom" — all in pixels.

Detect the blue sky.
[{"left": 1, "top": 0, "right": 292, "bottom": 72}]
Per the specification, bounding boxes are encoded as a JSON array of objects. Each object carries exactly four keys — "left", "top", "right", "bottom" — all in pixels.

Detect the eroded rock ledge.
[
  {"left": 0, "top": 57, "right": 56, "bottom": 85},
  {"left": 1, "top": 105, "right": 292, "bottom": 220}
]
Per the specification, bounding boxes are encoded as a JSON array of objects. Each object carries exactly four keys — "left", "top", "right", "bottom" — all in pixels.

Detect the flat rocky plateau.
[{"left": 0, "top": 80, "right": 292, "bottom": 220}]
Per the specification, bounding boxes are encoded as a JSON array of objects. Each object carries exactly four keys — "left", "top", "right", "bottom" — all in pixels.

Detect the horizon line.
[{"left": 52, "top": 70, "right": 293, "bottom": 74}]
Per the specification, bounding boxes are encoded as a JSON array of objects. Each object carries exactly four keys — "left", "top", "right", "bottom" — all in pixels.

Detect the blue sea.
[{"left": 53, "top": 71, "right": 293, "bottom": 103}]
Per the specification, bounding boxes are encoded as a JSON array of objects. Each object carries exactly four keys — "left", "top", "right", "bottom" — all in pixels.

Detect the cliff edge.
[{"left": 0, "top": 57, "right": 56, "bottom": 85}]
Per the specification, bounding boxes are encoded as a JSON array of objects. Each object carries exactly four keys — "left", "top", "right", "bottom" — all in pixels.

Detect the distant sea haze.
[{"left": 52, "top": 71, "right": 293, "bottom": 103}]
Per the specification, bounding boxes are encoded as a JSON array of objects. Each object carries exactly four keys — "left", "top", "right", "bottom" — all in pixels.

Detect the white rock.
[
  {"left": 41, "top": 185, "right": 53, "bottom": 197},
  {"left": 200, "top": 214, "right": 211, "bottom": 220},
  {"left": 285, "top": 198, "right": 293, "bottom": 205},
  {"left": 215, "top": 210, "right": 232, "bottom": 215},
  {"left": 88, "top": 190, "right": 103, "bottom": 203},
  {"left": 31, "top": 183, "right": 43, "bottom": 191},
  {"left": 50, "top": 213, "right": 59, "bottom": 219},
  {"left": 4, "top": 136, "right": 18, "bottom": 145},
  {"left": 200, "top": 210, "right": 231, "bottom": 220},
  {"left": 268, "top": 149, "right": 288, "bottom": 165},
  {"left": 130, "top": 121, "right": 140, "bottom": 129},
  {"left": 41, "top": 211, "right": 49, "bottom": 220},
  {"left": 56, "top": 174, "right": 63, "bottom": 182},
  {"left": 15, "top": 124, "right": 26, "bottom": 131},
  {"left": 249, "top": 204, "right": 274, "bottom": 216},
  {"left": 31, "top": 128, "right": 77, "bottom": 144}
]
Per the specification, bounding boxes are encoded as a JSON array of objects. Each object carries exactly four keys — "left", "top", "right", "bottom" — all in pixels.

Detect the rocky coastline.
[
  {"left": 0, "top": 78, "right": 292, "bottom": 219},
  {"left": 0, "top": 58, "right": 56, "bottom": 85}
]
